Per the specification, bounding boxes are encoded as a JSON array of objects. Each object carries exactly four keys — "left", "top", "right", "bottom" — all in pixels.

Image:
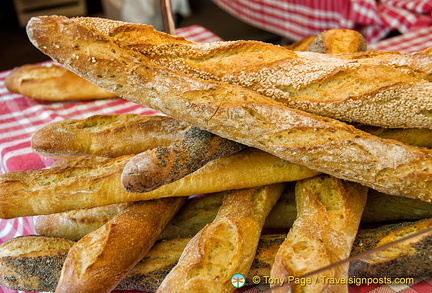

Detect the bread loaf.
[
  {"left": 157, "top": 184, "right": 285, "bottom": 293},
  {"left": 56, "top": 197, "right": 185, "bottom": 293},
  {"left": 270, "top": 175, "right": 368, "bottom": 293},
  {"left": 35, "top": 186, "right": 432, "bottom": 241},
  {"left": 27, "top": 16, "right": 432, "bottom": 128},
  {"left": 350, "top": 218, "right": 432, "bottom": 278},
  {"left": 123, "top": 126, "right": 246, "bottom": 192},
  {"left": 1, "top": 221, "right": 430, "bottom": 292},
  {"left": 32, "top": 114, "right": 431, "bottom": 161},
  {"left": 0, "top": 148, "right": 318, "bottom": 218},
  {"left": 26, "top": 16, "right": 432, "bottom": 202},
  {"left": 34, "top": 203, "right": 130, "bottom": 240},
  {"left": 5, "top": 64, "right": 117, "bottom": 101},
  {"left": 31, "top": 114, "right": 190, "bottom": 157},
  {"left": 307, "top": 28, "right": 367, "bottom": 53}
]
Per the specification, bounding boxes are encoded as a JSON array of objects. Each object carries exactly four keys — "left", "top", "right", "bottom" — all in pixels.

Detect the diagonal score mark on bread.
[{"left": 26, "top": 15, "right": 432, "bottom": 202}]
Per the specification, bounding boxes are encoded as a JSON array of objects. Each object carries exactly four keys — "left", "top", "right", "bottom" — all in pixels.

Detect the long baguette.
[
  {"left": 31, "top": 114, "right": 432, "bottom": 161},
  {"left": 27, "top": 17, "right": 432, "bottom": 128},
  {"left": 5, "top": 64, "right": 117, "bottom": 101},
  {"left": 157, "top": 184, "right": 285, "bottom": 292},
  {"left": 123, "top": 126, "right": 246, "bottom": 192},
  {"left": 56, "top": 197, "right": 185, "bottom": 293},
  {"left": 1, "top": 220, "right": 430, "bottom": 292},
  {"left": 34, "top": 186, "right": 432, "bottom": 241},
  {"left": 0, "top": 148, "right": 318, "bottom": 219},
  {"left": 27, "top": 16, "right": 432, "bottom": 202},
  {"left": 31, "top": 114, "right": 191, "bottom": 157},
  {"left": 270, "top": 175, "right": 368, "bottom": 293}
]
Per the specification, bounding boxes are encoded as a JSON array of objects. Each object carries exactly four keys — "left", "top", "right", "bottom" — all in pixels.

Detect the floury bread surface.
[{"left": 27, "top": 16, "right": 432, "bottom": 202}]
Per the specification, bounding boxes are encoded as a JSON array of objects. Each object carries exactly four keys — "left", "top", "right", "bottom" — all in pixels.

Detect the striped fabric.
[
  {"left": 1, "top": 24, "right": 431, "bottom": 293},
  {"left": 213, "top": 0, "right": 432, "bottom": 43}
]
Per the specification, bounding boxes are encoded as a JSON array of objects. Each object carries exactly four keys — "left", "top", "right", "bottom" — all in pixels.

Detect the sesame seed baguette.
[
  {"left": 31, "top": 113, "right": 191, "bottom": 158},
  {"left": 5, "top": 64, "right": 117, "bottom": 101},
  {"left": 1, "top": 220, "right": 430, "bottom": 292},
  {"left": 123, "top": 126, "right": 246, "bottom": 193},
  {"left": 27, "top": 17, "right": 432, "bottom": 128},
  {"left": 27, "top": 16, "right": 432, "bottom": 202},
  {"left": 34, "top": 186, "right": 432, "bottom": 242},
  {"left": 0, "top": 148, "right": 318, "bottom": 219},
  {"left": 157, "top": 184, "right": 286, "bottom": 293},
  {"left": 270, "top": 175, "right": 368, "bottom": 293},
  {"left": 56, "top": 197, "right": 185, "bottom": 293}
]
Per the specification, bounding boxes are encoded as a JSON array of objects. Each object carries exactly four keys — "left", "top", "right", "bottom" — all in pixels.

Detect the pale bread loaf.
[
  {"left": 31, "top": 114, "right": 190, "bottom": 157},
  {"left": 270, "top": 175, "right": 368, "bottom": 293},
  {"left": 56, "top": 197, "right": 185, "bottom": 293},
  {"left": 157, "top": 184, "right": 285, "bottom": 293},
  {"left": 5, "top": 64, "right": 117, "bottom": 101},
  {"left": 0, "top": 148, "right": 318, "bottom": 218},
  {"left": 26, "top": 16, "right": 432, "bottom": 202},
  {"left": 35, "top": 187, "right": 432, "bottom": 241}
]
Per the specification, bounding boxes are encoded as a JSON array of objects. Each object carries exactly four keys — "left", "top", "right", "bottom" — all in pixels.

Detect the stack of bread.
[{"left": 0, "top": 16, "right": 431, "bottom": 293}]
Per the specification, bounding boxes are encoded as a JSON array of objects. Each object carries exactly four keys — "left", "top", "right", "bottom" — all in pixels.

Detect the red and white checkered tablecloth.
[
  {"left": 212, "top": 0, "right": 432, "bottom": 44},
  {"left": 0, "top": 24, "right": 431, "bottom": 293}
]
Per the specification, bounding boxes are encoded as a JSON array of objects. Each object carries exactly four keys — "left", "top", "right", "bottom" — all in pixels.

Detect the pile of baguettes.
[{"left": 0, "top": 16, "right": 432, "bottom": 293}]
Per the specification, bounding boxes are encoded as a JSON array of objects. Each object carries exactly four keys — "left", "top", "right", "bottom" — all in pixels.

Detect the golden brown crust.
[
  {"left": 56, "top": 197, "right": 185, "bottom": 293},
  {"left": 123, "top": 126, "right": 246, "bottom": 192},
  {"left": 5, "top": 64, "right": 117, "bottom": 101},
  {"left": 307, "top": 29, "right": 367, "bottom": 54},
  {"left": 0, "top": 148, "right": 318, "bottom": 219},
  {"left": 26, "top": 16, "right": 432, "bottom": 201},
  {"left": 270, "top": 175, "right": 368, "bottom": 293},
  {"left": 26, "top": 16, "right": 432, "bottom": 128},
  {"left": 31, "top": 114, "right": 190, "bottom": 157},
  {"left": 157, "top": 184, "right": 285, "bottom": 293}
]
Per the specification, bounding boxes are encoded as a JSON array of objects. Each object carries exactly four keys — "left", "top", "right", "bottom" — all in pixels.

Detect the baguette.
[
  {"left": 307, "top": 28, "right": 367, "bottom": 54},
  {"left": 31, "top": 114, "right": 191, "bottom": 157},
  {"left": 270, "top": 175, "right": 368, "bottom": 293},
  {"left": 5, "top": 64, "right": 117, "bottom": 101},
  {"left": 35, "top": 186, "right": 432, "bottom": 241},
  {"left": 27, "top": 16, "right": 432, "bottom": 128},
  {"left": 123, "top": 126, "right": 246, "bottom": 192},
  {"left": 1, "top": 220, "right": 430, "bottom": 292},
  {"left": 31, "top": 114, "right": 432, "bottom": 161},
  {"left": 355, "top": 125, "right": 432, "bottom": 149},
  {"left": 0, "top": 148, "right": 318, "bottom": 219},
  {"left": 27, "top": 16, "right": 432, "bottom": 202},
  {"left": 350, "top": 218, "right": 432, "bottom": 278},
  {"left": 157, "top": 184, "right": 285, "bottom": 293},
  {"left": 56, "top": 197, "right": 185, "bottom": 293}
]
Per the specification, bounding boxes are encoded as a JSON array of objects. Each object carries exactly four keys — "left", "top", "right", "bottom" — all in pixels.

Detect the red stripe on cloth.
[
  {"left": 176, "top": 25, "right": 223, "bottom": 42},
  {"left": 370, "top": 26, "right": 432, "bottom": 52}
]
